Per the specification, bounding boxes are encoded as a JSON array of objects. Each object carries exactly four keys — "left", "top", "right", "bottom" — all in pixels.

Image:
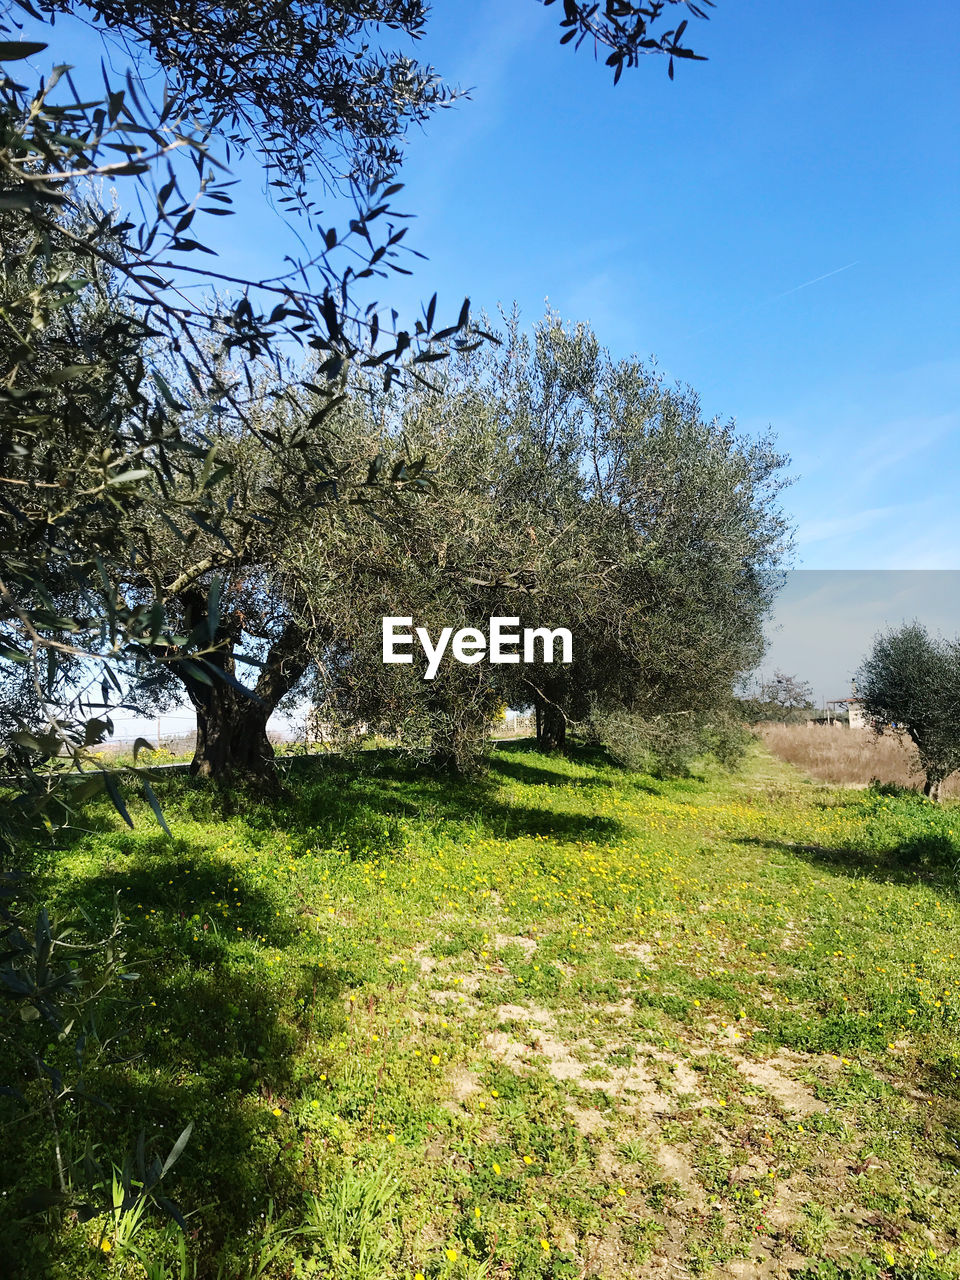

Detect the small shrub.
[{"left": 590, "top": 707, "right": 749, "bottom": 777}]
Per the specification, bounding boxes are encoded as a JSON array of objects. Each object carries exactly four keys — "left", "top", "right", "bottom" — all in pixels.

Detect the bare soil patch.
[
  {"left": 732, "top": 1054, "right": 828, "bottom": 1118},
  {"left": 494, "top": 932, "right": 538, "bottom": 957}
]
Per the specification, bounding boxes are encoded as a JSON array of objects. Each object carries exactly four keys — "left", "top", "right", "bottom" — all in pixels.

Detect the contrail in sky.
[
  {"left": 775, "top": 261, "right": 859, "bottom": 299},
  {"left": 683, "top": 260, "right": 861, "bottom": 340}
]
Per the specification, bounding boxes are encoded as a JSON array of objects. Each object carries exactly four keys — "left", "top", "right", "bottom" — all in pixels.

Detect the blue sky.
[
  {"left": 21, "top": 0, "right": 960, "bottom": 570},
  {"left": 381, "top": 0, "right": 960, "bottom": 572},
  {"left": 184, "top": 0, "right": 960, "bottom": 569}
]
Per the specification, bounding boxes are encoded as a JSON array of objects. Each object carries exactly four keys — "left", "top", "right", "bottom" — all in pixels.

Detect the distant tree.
[
  {"left": 761, "top": 672, "right": 814, "bottom": 713},
  {"left": 741, "top": 671, "right": 816, "bottom": 723},
  {"left": 857, "top": 623, "right": 960, "bottom": 802}
]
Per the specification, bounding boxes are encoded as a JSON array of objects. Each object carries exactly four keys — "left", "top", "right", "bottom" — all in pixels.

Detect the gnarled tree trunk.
[
  {"left": 180, "top": 619, "right": 311, "bottom": 784},
  {"left": 188, "top": 683, "right": 273, "bottom": 781}
]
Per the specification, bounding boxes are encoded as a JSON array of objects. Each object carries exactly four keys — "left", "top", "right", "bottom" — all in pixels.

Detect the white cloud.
[{"left": 795, "top": 504, "right": 904, "bottom": 548}]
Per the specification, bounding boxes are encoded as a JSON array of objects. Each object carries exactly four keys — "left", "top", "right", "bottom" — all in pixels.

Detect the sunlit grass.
[{"left": 5, "top": 742, "right": 960, "bottom": 1278}]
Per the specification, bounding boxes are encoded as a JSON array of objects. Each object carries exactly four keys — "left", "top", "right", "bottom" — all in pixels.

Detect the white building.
[{"left": 825, "top": 695, "right": 867, "bottom": 729}]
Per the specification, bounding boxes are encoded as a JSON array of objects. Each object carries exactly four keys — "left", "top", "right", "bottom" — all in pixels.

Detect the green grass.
[{"left": 4, "top": 741, "right": 960, "bottom": 1278}]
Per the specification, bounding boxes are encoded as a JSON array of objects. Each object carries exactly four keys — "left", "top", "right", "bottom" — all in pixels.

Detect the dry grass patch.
[{"left": 756, "top": 722, "right": 960, "bottom": 795}]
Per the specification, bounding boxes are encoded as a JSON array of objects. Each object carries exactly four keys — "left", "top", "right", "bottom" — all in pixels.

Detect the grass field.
[
  {"left": 5, "top": 742, "right": 960, "bottom": 1279},
  {"left": 757, "top": 725, "right": 960, "bottom": 800}
]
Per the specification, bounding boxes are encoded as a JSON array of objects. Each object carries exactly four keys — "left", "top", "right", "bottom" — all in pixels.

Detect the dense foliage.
[
  {"left": 285, "top": 311, "right": 791, "bottom": 770},
  {"left": 0, "top": 0, "right": 715, "bottom": 796}
]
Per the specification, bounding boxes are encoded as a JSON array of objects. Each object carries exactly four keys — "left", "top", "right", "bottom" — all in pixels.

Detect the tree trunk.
[
  {"left": 537, "top": 702, "right": 567, "bottom": 753},
  {"left": 179, "top": 618, "right": 311, "bottom": 785},
  {"left": 923, "top": 774, "right": 943, "bottom": 803},
  {"left": 189, "top": 684, "right": 274, "bottom": 782}
]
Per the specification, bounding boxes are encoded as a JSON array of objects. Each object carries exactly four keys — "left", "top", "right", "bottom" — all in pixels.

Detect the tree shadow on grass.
[
  {"left": 733, "top": 834, "right": 960, "bottom": 895},
  {"left": 488, "top": 753, "right": 659, "bottom": 794},
  {"left": 1, "top": 846, "right": 351, "bottom": 1274},
  {"left": 488, "top": 754, "right": 602, "bottom": 789},
  {"left": 6, "top": 745, "right": 630, "bottom": 1272},
  {"left": 274, "top": 756, "right": 626, "bottom": 856},
  {"left": 106, "top": 746, "right": 631, "bottom": 867}
]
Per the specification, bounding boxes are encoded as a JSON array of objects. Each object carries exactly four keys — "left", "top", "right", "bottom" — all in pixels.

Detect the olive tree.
[
  {"left": 291, "top": 310, "right": 791, "bottom": 772},
  {"left": 857, "top": 622, "right": 960, "bottom": 802},
  {"left": 2, "top": 0, "right": 716, "bottom": 794},
  {"left": 0, "top": 3, "right": 477, "bottom": 808},
  {"left": 486, "top": 313, "right": 792, "bottom": 756}
]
